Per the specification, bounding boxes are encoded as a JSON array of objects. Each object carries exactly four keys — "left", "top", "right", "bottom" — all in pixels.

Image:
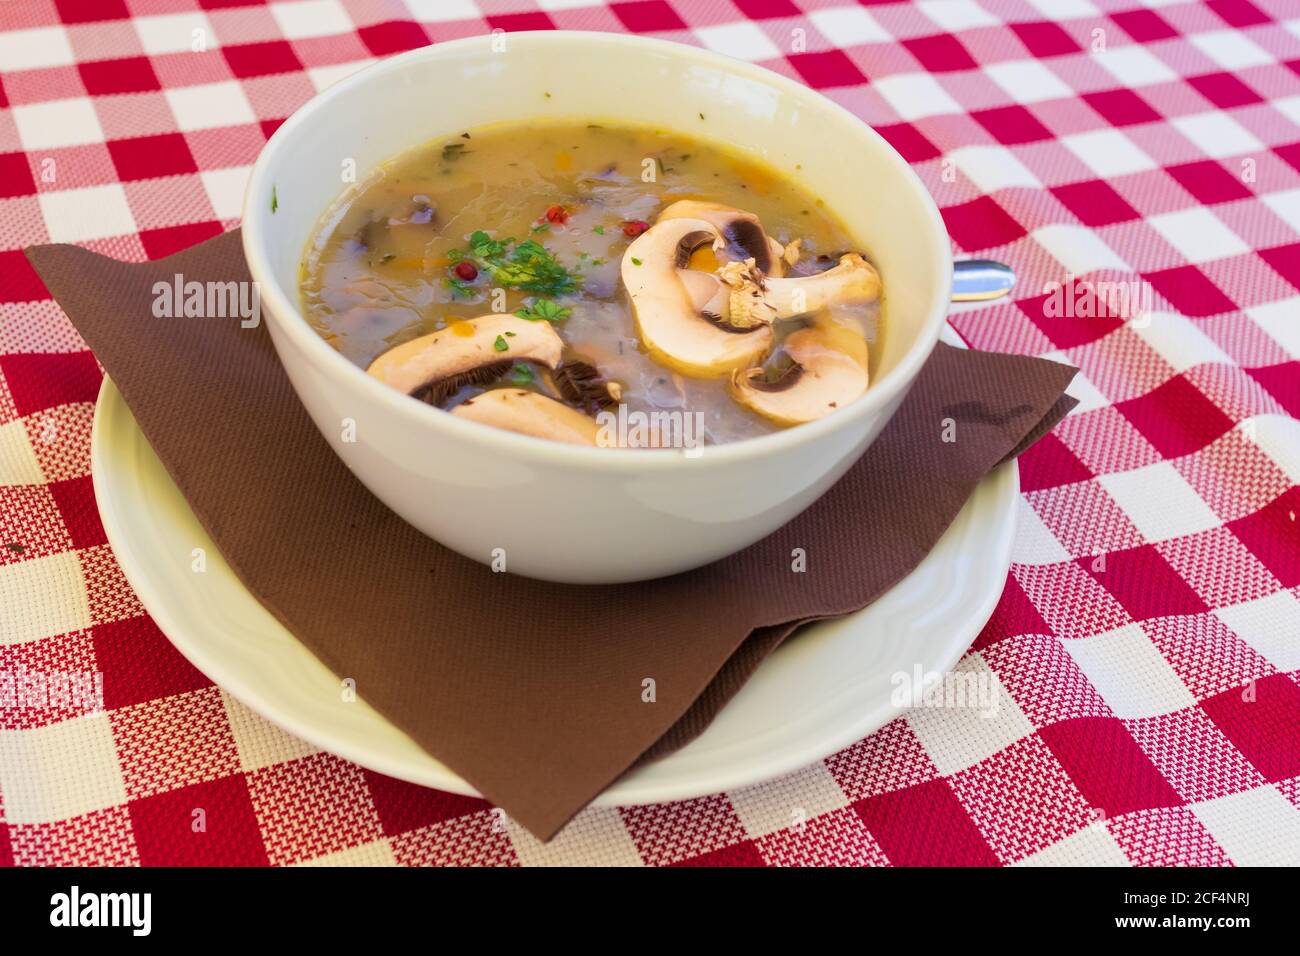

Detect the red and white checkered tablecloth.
[{"left": 1, "top": 0, "right": 1298, "bottom": 868}]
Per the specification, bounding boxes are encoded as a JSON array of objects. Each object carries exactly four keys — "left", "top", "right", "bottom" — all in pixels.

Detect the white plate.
[{"left": 91, "top": 327, "right": 1018, "bottom": 805}]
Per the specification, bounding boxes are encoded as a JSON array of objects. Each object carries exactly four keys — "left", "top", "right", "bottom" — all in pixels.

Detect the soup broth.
[{"left": 301, "top": 121, "right": 881, "bottom": 446}]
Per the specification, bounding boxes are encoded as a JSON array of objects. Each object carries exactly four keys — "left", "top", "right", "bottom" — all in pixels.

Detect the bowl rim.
[{"left": 242, "top": 30, "right": 953, "bottom": 471}]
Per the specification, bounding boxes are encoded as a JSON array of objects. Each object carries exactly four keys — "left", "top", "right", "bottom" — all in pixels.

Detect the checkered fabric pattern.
[{"left": 2, "top": 0, "right": 1299, "bottom": 868}]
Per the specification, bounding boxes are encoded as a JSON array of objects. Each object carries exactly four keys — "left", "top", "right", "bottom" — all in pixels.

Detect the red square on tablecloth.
[
  {"left": 1017, "top": 432, "right": 1094, "bottom": 493},
  {"left": 92, "top": 617, "right": 211, "bottom": 708},
  {"left": 79, "top": 56, "right": 160, "bottom": 95},
  {"left": 139, "top": 221, "right": 225, "bottom": 260},
  {"left": 1227, "top": 487, "right": 1300, "bottom": 588},
  {"left": 130, "top": 775, "right": 269, "bottom": 866},
  {"left": 1246, "top": 361, "right": 1300, "bottom": 419},
  {"left": 0, "top": 351, "right": 102, "bottom": 417},
  {"left": 107, "top": 132, "right": 197, "bottom": 182},
  {"left": 0, "top": 152, "right": 36, "bottom": 199},
  {"left": 1080, "top": 543, "right": 1210, "bottom": 621},
  {"left": 1115, "top": 375, "right": 1236, "bottom": 459},
  {"left": 1207, "top": 0, "right": 1271, "bottom": 28},
  {"left": 973, "top": 105, "right": 1053, "bottom": 145},
  {"left": 1259, "top": 243, "right": 1300, "bottom": 291},
  {"left": 1051, "top": 180, "right": 1141, "bottom": 227},
  {"left": 611, "top": 1, "right": 688, "bottom": 33},
  {"left": 1142, "top": 265, "right": 1238, "bottom": 317},
  {"left": 55, "top": 0, "right": 130, "bottom": 24},
  {"left": 671, "top": 840, "right": 766, "bottom": 867},
  {"left": 732, "top": 0, "right": 801, "bottom": 18},
  {"left": 788, "top": 49, "right": 867, "bottom": 89},
  {"left": 223, "top": 40, "right": 304, "bottom": 78},
  {"left": 362, "top": 769, "right": 491, "bottom": 837},
  {"left": 875, "top": 122, "right": 941, "bottom": 163},
  {"left": 942, "top": 195, "right": 1026, "bottom": 251},
  {"left": 1188, "top": 72, "right": 1264, "bottom": 109},
  {"left": 1083, "top": 89, "right": 1161, "bottom": 127},
  {"left": 1202, "top": 675, "right": 1300, "bottom": 783},
  {"left": 1011, "top": 22, "right": 1081, "bottom": 57},
  {"left": 853, "top": 779, "right": 999, "bottom": 866},
  {"left": 485, "top": 12, "right": 556, "bottom": 32},
  {"left": 904, "top": 34, "right": 977, "bottom": 73},
  {"left": 1040, "top": 717, "right": 1183, "bottom": 818},
  {"left": 1110, "top": 9, "right": 1179, "bottom": 42},
  {"left": 972, "top": 575, "right": 1054, "bottom": 650},
  {"left": 49, "top": 474, "right": 106, "bottom": 549},
  {"left": 1166, "top": 160, "right": 1253, "bottom": 205},
  {"left": 357, "top": 21, "right": 431, "bottom": 56}
]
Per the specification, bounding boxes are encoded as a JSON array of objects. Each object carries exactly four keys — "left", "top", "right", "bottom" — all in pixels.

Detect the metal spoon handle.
[{"left": 952, "top": 259, "right": 1016, "bottom": 302}]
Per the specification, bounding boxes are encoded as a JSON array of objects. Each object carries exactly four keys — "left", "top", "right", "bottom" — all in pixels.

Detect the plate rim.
[{"left": 90, "top": 352, "right": 1018, "bottom": 807}]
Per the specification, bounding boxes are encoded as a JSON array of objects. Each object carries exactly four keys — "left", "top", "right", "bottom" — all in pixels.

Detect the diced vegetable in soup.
[{"left": 300, "top": 121, "right": 882, "bottom": 447}]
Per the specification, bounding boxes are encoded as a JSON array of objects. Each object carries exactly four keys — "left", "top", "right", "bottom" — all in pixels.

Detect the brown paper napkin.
[{"left": 27, "top": 231, "right": 1076, "bottom": 840}]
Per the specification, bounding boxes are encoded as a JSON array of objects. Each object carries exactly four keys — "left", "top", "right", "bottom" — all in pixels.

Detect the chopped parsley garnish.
[
  {"left": 593, "top": 225, "right": 605, "bottom": 235},
  {"left": 530, "top": 222, "right": 550, "bottom": 233},
  {"left": 630, "top": 257, "right": 643, "bottom": 266},
  {"left": 493, "top": 334, "right": 509, "bottom": 352},
  {"left": 511, "top": 363, "right": 535, "bottom": 386},
  {"left": 443, "top": 276, "right": 476, "bottom": 299},
  {"left": 271, "top": 186, "right": 278, "bottom": 213},
  {"left": 448, "top": 230, "right": 578, "bottom": 296},
  {"left": 514, "top": 298, "right": 572, "bottom": 323}
]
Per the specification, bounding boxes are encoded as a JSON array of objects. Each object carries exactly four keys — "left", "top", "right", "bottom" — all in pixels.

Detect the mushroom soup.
[{"left": 301, "top": 121, "right": 882, "bottom": 447}]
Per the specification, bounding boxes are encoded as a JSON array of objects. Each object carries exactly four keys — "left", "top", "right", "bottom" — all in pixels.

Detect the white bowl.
[{"left": 242, "top": 32, "right": 952, "bottom": 584}]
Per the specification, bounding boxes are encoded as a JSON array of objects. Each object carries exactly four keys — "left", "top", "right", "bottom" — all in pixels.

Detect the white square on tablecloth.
[
  {"left": 507, "top": 806, "right": 644, "bottom": 867},
  {"left": 133, "top": 11, "right": 218, "bottom": 54},
  {"left": 917, "top": 0, "right": 998, "bottom": 31},
  {"left": 270, "top": 0, "right": 353, "bottom": 40},
  {"left": 728, "top": 763, "right": 849, "bottom": 839},
  {"left": 405, "top": 0, "right": 481, "bottom": 18},
  {"left": 292, "top": 840, "right": 397, "bottom": 867},
  {"left": 1024, "top": 0, "right": 1098, "bottom": 17},
  {"left": 0, "top": 718, "right": 128, "bottom": 825},
  {"left": 872, "top": 72, "right": 963, "bottom": 121},
  {"left": 1013, "top": 498, "right": 1072, "bottom": 565},
  {"left": 164, "top": 80, "right": 257, "bottom": 132},
  {"left": 222, "top": 691, "right": 319, "bottom": 771},
  {"left": 1098, "top": 461, "right": 1222, "bottom": 544},
  {"left": 0, "top": 553, "right": 92, "bottom": 647},
  {"left": 1273, "top": 96, "right": 1300, "bottom": 127},
  {"left": 949, "top": 145, "right": 1041, "bottom": 193},
  {"left": 984, "top": 59, "right": 1073, "bottom": 104},
  {"left": 1189, "top": 30, "right": 1273, "bottom": 70},
  {"left": 200, "top": 166, "right": 252, "bottom": 221},
  {"left": 1149, "top": 207, "right": 1249, "bottom": 264},
  {"left": 1032, "top": 223, "right": 1131, "bottom": 276},
  {"left": 38, "top": 184, "right": 136, "bottom": 243},
  {"left": 1061, "top": 129, "right": 1156, "bottom": 178},
  {"left": 1061, "top": 622, "right": 1197, "bottom": 719},
  {"left": 807, "top": 7, "right": 891, "bottom": 45},
  {"left": 1192, "top": 786, "right": 1300, "bottom": 866},
  {"left": 0, "top": 419, "right": 45, "bottom": 485},
  {"left": 1091, "top": 45, "right": 1177, "bottom": 87},
  {"left": 694, "top": 22, "right": 781, "bottom": 62},
  {"left": 1262, "top": 188, "right": 1300, "bottom": 234},
  {"left": 1014, "top": 824, "right": 1129, "bottom": 866},
  {"left": 1251, "top": 415, "right": 1300, "bottom": 484},
  {"left": 1214, "top": 590, "right": 1300, "bottom": 671},
  {"left": 0, "top": 26, "right": 74, "bottom": 71},
  {"left": 1246, "top": 297, "right": 1300, "bottom": 359},
  {"left": 904, "top": 652, "right": 1034, "bottom": 775},
  {"left": 1171, "top": 112, "right": 1264, "bottom": 159},
  {"left": 12, "top": 98, "right": 105, "bottom": 151},
  {"left": 1131, "top": 311, "right": 1233, "bottom": 374}
]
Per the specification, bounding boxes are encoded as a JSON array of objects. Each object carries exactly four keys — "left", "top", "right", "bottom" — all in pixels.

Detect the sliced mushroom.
[
  {"left": 658, "top": 200, "right": 787, "bottom": 277},
  {"left": 451, "top": 389, "right": 600, "bottom": 445},
  {"left": 729, "top": 325, "right": 869, "bottom": 426},
  {"left": 366, "top": 314, "right": 563, "bottom": 401},
  {"left": 762, "top": 253, "right": 880, "bottom": 319},
  {"left": 623, "top": 218, "right": 773, "bottom": 379}
]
